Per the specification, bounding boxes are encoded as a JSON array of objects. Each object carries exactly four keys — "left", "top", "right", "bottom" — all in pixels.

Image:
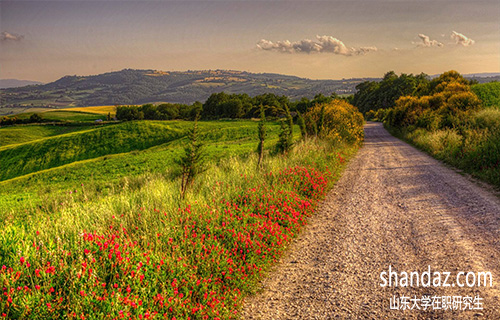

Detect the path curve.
[{"left": 240, "top": 122, "right": 500, "bottom": 319}]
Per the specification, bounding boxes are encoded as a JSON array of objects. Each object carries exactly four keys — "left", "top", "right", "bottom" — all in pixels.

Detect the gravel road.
[{"left": 240, "top": 122, "right": 500, "bottom": 319}]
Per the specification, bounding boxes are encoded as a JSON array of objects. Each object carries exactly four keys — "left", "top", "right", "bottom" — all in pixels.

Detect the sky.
[{"left": 0, "top": 0, "right": 499, "bottom": 82}]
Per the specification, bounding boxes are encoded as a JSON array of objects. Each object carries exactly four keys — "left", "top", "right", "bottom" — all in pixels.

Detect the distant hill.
[
  {"left": 0, "top": 79, "right": 44, "bottom": 89},
  {"left": 1, "top": 69, "right": 497, "bottom": 115},
  {"left": 0, "top": 69, "right": 375, "bottom": 113}
]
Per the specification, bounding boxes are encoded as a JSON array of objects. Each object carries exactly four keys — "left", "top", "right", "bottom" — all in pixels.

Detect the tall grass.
[
  {"left": 388, "top": 107, "right": 500, "bottom": 186},
  {"left": 0, "top": 138, "right": 359, "bottom": 319}
]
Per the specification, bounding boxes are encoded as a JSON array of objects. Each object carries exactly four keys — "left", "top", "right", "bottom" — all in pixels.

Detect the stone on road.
[{"left": 240, "top": 122, "right": 500, "bottom": 319}]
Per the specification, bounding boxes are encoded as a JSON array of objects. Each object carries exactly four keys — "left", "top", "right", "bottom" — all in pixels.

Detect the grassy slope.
[
  {"left": 0, "top": 121, "right": 289, "bottom": 215},
  {"left": 0, "top": 124, "right": 97, "bottom": 147},
  {"left": 0, "top": 136, "right": 359, "bottom": 319},
  {"left": 0, "top": 121, "right": 191, "bottom": 181}
]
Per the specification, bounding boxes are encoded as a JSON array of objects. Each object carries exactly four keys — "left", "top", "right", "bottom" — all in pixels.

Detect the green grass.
[
  {"left": 0, "top": 137, "right": 359, "bottom": 319},
  {"left": 386, "top": 108, "right": 500, "bottom": 187},
  {"left": 0, "top": 121, "right": 290, "bottom": 214},
  {"left": 0, "top": 121, "right": 190, "bottom": 181},
  {"left": 472, "top": 82, "right": 500, "bottom": 108},
  {"left": 0, "top": 111, "right": 364, "bottom": 318},
  {"left": 10, "top": 110, "right": 106, "bottom": 122},
  {"left": 0, "top": 124, "right": 96, "bottom": 147}
]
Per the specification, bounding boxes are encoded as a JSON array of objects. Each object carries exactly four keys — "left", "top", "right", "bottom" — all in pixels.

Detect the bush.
[{"left": 304, "top": 99, "right": 364, "bottom": 145}]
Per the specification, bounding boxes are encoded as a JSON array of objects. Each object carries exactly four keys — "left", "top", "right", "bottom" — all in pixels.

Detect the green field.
[
  {"left": 0, "top": 120, "right": 290, "bottom": 215},
  {"left": 0, "top": 107, "right": 363, "bottom": 319},
  {"left": 9, "top": 110, "right": 107, "bottom": 122},
  {"left": 0, "top": 124, "right": 96, "bottom": 147}
]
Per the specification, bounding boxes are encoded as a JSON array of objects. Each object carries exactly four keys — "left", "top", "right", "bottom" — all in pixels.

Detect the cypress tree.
[{"left": 257, "top": 105, "right": 266, "bottom": 167}]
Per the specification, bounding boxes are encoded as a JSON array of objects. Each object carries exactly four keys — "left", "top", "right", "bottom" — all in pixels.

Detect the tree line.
[
  {"left": 351, "top": 71, "right": 478, "bottom": 115},
  {"left": 115, "top": 92, "right": 343, "bottom": 121}
]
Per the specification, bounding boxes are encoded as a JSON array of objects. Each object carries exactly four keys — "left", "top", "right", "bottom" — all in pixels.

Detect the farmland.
[{"left": 0, "top": 101, "right": 364, "bottom": 319}]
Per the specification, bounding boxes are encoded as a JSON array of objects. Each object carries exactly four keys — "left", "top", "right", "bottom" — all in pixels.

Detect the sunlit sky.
[{"left": 1, "top": 0, "right": 499, "bottom": 82}]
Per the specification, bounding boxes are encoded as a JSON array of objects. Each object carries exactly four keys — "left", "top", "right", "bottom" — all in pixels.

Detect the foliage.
[
  {"left": 0, "top": 119, "right": 360, "bottom": 319},
  {"left": 304, "top": 99, "right": 364, "bottom": 145},
  {"left": 296, "top": 111, "right": 306, "bottom": 140},
  {"left": 257, "top": 106, "right": 266, "bottom": 166},
  {"left": 352, "top": 71, "right": 430, "bottom": 114},
  {"left": 384, "top": 70, "right": 500, "bottom": 187},
  {"left": 472, "top": 82, "right": 500, "bottom": 108},
  {"left": 178, "top": 115, "right": 205, "bottom": 198},
  {"left": 385, "top": 71, "right": 481, "bottom": 130},
  {"left": 275, "top": 105, "right": 294, "bottom": 155}
]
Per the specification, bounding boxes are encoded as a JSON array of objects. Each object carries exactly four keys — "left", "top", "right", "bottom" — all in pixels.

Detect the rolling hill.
[{"left": 0, "top": 69, "right": 373, "bottom": 115}]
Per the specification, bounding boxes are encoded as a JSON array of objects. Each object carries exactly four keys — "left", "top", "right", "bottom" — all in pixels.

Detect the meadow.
[{"left": 0, "top": 101, "right": 364, "bottom": 319}]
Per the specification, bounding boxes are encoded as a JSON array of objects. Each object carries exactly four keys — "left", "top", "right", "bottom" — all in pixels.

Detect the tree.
[
  {"left": 276, "top": 105, "right": 294, "bottom": 155},
  {"left": 296, "top": 111, "right": 306, "bottom": 140},
  {"left": 317, "top": 105, "right": 325, "bottom": 137},
  {"left": 177, "top": 114, "right": 205, "bottom": 199},
  {"left": 29, "top": 113, "right": 42, "bottom": 123},
  {"left": 257, "top": 105, "right": 266, "bottom": 167}
]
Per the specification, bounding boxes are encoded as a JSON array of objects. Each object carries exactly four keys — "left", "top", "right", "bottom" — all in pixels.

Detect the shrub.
[{"left": 304, "top": 99, "right": 364, "bottom": 145}]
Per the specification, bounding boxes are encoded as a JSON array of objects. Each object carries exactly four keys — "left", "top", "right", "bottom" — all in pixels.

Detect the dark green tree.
[
  {"left": 257, "top": 105, "right": 266, "bottom": 167},
  {"left": 276, "top": 105, "right": 294, "bottom": 155},
  {"left": 317, "top": 105, "right": 325, "bottom": 136},
  {"left": 296, "top": 111, "right": 306, "bottom": 140},
  {"left": 29, "top": 113, "right": 42, "bottom": 123},
  {"left": 177, "top": 114, "right": 205, "bottom": 199}
]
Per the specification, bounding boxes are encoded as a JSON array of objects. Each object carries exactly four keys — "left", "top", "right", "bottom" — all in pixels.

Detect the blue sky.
[{"left": 1, "top": 0, "right": 499, "bottom": 82}]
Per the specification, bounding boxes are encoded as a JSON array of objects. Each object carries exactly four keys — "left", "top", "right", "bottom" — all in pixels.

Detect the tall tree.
[
  {"left": 257, "top": 105, "right": 266, "bottom": 167},
  {"left": 178, "top": 114, "right": 205, "bottom": 199},
  {"left": 297, "top": 111, "right": 306, "bottom": 140}
]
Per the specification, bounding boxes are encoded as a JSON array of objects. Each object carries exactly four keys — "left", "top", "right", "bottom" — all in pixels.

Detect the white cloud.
[
  {"left": 1, "top": 31, "right": 24, "bottom": 41},
  {"left": 451, "top": 31, "right": 475, "bottom": 46},
  {"left": 257, "top": 35, "right": 377, "bottom": 56},
  {"left": 416, "top": 34, "right": 443, "bottom": 47}
]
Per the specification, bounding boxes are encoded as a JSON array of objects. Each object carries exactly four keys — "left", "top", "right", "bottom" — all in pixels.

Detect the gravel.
[{"left": 240, "top": 122, "right": 500, "bottom": 319}]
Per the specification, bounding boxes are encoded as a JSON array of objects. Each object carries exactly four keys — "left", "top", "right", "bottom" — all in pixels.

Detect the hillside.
[
  {"left": 0, "top": 69, "right": 372, "bottom": 115},
  {"left": 0, "top": 79, "right": 44, "bottom": 89}
]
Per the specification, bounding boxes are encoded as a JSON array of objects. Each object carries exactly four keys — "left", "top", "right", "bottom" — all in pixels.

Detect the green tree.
[
  {"left": 29, "top": 113, "right": 42, "bottom": 123},
  {"left": 276, "top": 105, "right": 294, "bottom": 155},
  {"left": 177, "top": 114, "right": 205, "bottom": 199},
  {"left": 296, "top": 111, "right": 306, "bottom": 140},
  {"left": 317, "top": 105, "right": 325, "bottom": 136},
  {"left": 257, "top": 105, "right": 266, "bottom": 167}
]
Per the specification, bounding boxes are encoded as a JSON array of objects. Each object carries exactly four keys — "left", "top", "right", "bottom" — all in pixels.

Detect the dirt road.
[{"left": 240, "top": 122, "right": 500, "bottom": 319}]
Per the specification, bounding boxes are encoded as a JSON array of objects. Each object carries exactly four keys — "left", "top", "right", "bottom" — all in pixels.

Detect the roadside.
[{"left": 240, "top": 122, "right": 500, "bottom": 319}]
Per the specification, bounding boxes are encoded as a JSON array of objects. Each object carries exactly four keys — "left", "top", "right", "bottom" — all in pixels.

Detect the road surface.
[{"left": 240, "top": 122, "right": 500, "bottom": 319}]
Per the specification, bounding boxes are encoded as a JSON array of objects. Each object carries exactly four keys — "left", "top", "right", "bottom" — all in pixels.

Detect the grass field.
[
  {"left": 0, "top": 114, "right": 363, "bottom": 319},
  {"left": 0, "top": 124, "right": 96, "bottom": 147},
  {"left": 59, "top": 106, "right": 117, "bottom": 116},
  {"left": 2, "top": 105, "right": 116, "bottom": 122},
  {"left": 0, "top": 121, "right": 290, "bottom": 216}
]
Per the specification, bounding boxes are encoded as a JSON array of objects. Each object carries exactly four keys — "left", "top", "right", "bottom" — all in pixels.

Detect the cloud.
[
  {"left": 416, "top": 34, "right": 443, "bottom": 47},
  {"left": 1, "top": 31, "right": 24, "bottom": 41},
  {"left": 257, "top": 35, "right": 377, "bottom": 56},
  {"left": 451, "top": 31, "right": 475, "bottom": 46}
]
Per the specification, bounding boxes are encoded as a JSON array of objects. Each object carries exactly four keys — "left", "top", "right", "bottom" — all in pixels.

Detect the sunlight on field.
[{"left": 60, "top": 105, "right": 116, "bottom": 115}]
